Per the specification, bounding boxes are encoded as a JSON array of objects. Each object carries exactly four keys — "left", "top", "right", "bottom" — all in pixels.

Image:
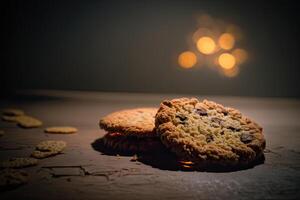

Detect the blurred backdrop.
[{"left": 2, "top": 0, "right": 300, "bottom": 97}]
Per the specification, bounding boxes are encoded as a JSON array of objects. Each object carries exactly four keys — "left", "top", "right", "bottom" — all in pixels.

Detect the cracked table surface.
[{"left": 0, "top": 90, "right": 300, "bottom": 200}]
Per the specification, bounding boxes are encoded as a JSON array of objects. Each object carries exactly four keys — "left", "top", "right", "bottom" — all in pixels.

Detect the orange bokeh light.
[
  {"left": 218, "top": 53, "right": 236, "bottom": 69},
  {"left": 178, "top": 51, "right": 197, "bottom": 69},
  {"left": 223, "top": 66, "right": 240, "bottom": 77},
  {"left": 196, "top": 37, "right": 216, "bottom": 55},
  {"left": 232, "top": 48, "right": 248, "bottom": 64},
  {"left": 218, "top": 33, "right": 235, "bottom": 50}
]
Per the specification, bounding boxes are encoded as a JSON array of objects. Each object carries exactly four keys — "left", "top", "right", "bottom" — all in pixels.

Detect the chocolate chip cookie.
[{"left": 155, "top": 98, "right": 266, "bottom": 168}]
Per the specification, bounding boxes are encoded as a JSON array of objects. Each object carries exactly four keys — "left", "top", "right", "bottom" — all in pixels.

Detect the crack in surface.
[{"left": 40, "top": 165, "right": 153, "bottom": 181}]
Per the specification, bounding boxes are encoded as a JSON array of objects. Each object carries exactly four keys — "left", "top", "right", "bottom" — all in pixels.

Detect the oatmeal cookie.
[
  {"left": 100, "top": 108, "right": 157, "bottom": 137},
  {"left": 155, "top": 98, "right": 265, "bottom": 168}
]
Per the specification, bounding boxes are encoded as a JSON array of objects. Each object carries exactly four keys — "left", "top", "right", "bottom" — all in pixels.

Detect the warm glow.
[
  {"left": 232, "top": 48, "right": 248, "bottom": 64},
  {"left": 226, "top": 24, "right": 243, "bottom": 41},
  {"left": 182, "top": 165, "right": 193, "bottom": 169},
  {"left": 178, "top": 51, "right": 197, "bottom": 68},
  {"left": 223, "top": 66, "right": 240, "bottom": 77},
  {"left": 218, "top": 33, "right": 235, "bottom": 50},
  {"left": 196, "top": 37, "right": 216, "bottom": 55},
  {"left": 218, "top": 53, "right": 236, "bottom": 69},
  {"left": 179, "top": 161, "right": 194, "bottom": 165}
]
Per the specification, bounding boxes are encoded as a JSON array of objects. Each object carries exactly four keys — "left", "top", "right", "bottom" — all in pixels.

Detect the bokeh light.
[
  {"left": 232, "top": 48, "right": 248, "bottom": 64},
  {"left": 180, "top": 14, "right": 247, "bottom": 78},
  {"left": 218, "top": 33, "right": 235, "bottom": 50},
  {"left": 196, "top": 37, "right": 216, "bottom": 55},
  {"left": 218, "top": 53, "right": 236, "bottom": 69},
  {"left": 178, "top": 51, "right": 197, "bottom": 69},
  {"left": 226, "top": 24, "right": 243, "bottom": 41},
  {"left": 223, "top": 66, "right": 240, "bottom": 77},
  {"left": 192, "top": 28, "right": 213, "bottom": 43}
]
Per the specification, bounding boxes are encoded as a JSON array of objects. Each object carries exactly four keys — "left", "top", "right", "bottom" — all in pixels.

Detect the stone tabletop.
[{"left": 0, "top": 90, "right": 299, "bottom": 200}]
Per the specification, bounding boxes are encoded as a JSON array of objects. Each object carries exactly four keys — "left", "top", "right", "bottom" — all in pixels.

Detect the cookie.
[
  {"left": 101, "top": 132, "right": 165, "bottom": 153},
  {"left": 0, "top": 169, "right": 29, "bottom": 189},
  {"left": 36, "top": 140, "right": 66, "bottom": 152},
  {"left": 31, "top": 151, "right": 60, "bottom": 159},
  {"left": 45, "top": 126, "right": 78, "bottom": 134},
  {"left": 155, "top": 98, "right": 266, "bottom": 168},
  {"left": 2, "top": 108, "right": 25, "bottom": 116},
  {"left": 100, "top": 108, "right": 157, "bottom": 137},
  {"left": 2, "top": 115, "right": 19, "bottom": 122},
  {"left": 0, "top": 158, "right": 38, "bottom": 168},
  {"left": 16, "top": 115, "right": 43, "bottom": 128},
  {"left": 31, "top": 140, "right": 66, "bottom": 159}
]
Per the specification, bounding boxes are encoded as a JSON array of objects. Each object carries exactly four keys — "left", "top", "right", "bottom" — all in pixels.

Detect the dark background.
[{"left": 2, "top": 0, "right": 300, "bottom": 97}]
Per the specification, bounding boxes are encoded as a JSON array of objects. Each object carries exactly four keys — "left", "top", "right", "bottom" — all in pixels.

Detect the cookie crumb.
[
  {"left": 130, "top": 155, "right": 138, "bottom": 162},
  {"left": 16, "top": 115, "right": 43, "bottom": 128},
  {"left": 2, "top": 108, "right": 25, "bottom": 116},
  {"left": 45, "top": 126, "right": 78, "bottom": 134},
  {"left": 0, "top": 169, "right": 29, "bottom": 188},
  {"left": 0, "top": 157, "right": 38, "bottom": 168},
  {"left": 31, "top": 140, "right": 66, "bottom": 159}
]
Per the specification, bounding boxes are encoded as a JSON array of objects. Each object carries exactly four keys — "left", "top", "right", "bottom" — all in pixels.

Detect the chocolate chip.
[
  {"left": 195, "top": 108, "right": 207, "bottom": 116},
  {"left": 176, "top": 114, "right": 187, "bottom": 123},
  {"left": 162, "top": 101, "right": 172, "bottom": 107},
  {"left": 228, "top": 126, "right": 235, "bottom": 131},
  {"left": 206, "top": 135, "right": 214, "bottom": 143},
  {"left": 223, "top": 111, "right": 228, "bottom": 116},
  {"left": 227, "top": 126, "right": 241, "bottom": 131},
  {"left": 240, "top": 133, "right": 253, "bottom": 143}
]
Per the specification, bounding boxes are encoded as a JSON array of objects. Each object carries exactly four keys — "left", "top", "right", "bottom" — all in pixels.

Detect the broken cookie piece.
[
  {"left": 16, "top": 115, "right": 43, "bottom": 128},
  {"left": 45, "top": 126, "right": 78, "bottom": 134},
  {"left": 0, "top": 169, "right": 29, "bottom": 189},
  {"left": 31, "top": 140, "right": 67, "bottom": 159},
  {"left": 2, "top": 108, "right": 25, "bottom": 116},
  {"left": 0, "top": 157, "right": 38, "bottom": 168}
]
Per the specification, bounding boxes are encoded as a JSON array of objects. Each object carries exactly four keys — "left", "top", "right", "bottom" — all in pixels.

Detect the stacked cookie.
[
  {"left": 99, "top": 108, "right": 164, "bottom": 153},
  {"left": 99, "top": 98, "right": 266, "bottom": 169}
]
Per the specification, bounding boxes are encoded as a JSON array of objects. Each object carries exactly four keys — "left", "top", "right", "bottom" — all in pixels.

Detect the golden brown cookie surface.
[
  {"left": 155, "top": 98, "right": 266, "bottom": 168},
  {"left": 100, "top": 108, "right": 157, "bottom": 137},
  {"left": 16, "top": 115, "right": 43, "bottom": 128},
  {"left": 45, "top": 126, "right": 78, "bottom": 134}
]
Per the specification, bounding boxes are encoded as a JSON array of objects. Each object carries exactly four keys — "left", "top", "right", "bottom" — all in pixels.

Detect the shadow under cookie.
[
  {"left": 137, "top": 152, "right": 265, "bottom": 172},
  {"left": 91, "top": 132, "right": 265, "bottom": 172}
]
